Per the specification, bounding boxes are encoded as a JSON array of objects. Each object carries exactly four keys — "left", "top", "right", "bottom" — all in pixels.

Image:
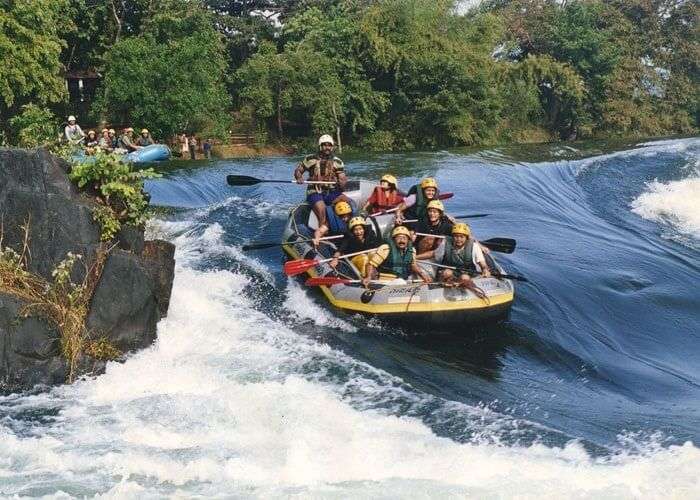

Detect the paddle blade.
[
  {"left": 284, "top": 258, "right": 319, "bottom": 276},
  {"left": 242, "top": 242, "right": 280, "bottom": 251},
  {"left": 495, "top": 273, "right": 528, "bottom": 282},
  {"left": 305, "top": 277, "right": 352, "bottom": 286},
  {"left": 437, "top": 192, "right": 454, "bottom": 200},
  {"left": 454, "top": 213, "right": 490, "bottom": 219},
  {"left": 481, "top": 237, "right": 516, "bottom": 254},
  {"left": 227, "top": 174, "right": 261, "bottom": 186}
]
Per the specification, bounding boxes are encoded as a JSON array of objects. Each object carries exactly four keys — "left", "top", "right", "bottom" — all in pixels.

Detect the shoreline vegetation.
[{"left": 0, "top": 0, "right": 696, "bottom": 153}]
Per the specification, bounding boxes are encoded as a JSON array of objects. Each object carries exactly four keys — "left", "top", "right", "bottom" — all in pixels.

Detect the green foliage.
[
  {"left": 69, "top": 153, "right": 160, "bottom": 241},
  {"left": 0, "top": 0, "right": 71, "bottom": 110},
  {"left": 95, "top": 1, "right": 230, "bottom": 138},
  {"left": 8, "top": 104, "right": 59, "bottom": 148},
  {"left": 360, "top": 130, "right": 396, "bottom": 151}
]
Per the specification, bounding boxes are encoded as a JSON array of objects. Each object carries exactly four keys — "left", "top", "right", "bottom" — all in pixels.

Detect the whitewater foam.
[{"left": 631, "top": 176, "right": 700, "bottom": 241}]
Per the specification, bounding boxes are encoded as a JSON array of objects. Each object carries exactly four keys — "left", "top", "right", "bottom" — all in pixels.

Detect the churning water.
[{"left": 1, "top": 137, "right": 699, "bottom": 498}]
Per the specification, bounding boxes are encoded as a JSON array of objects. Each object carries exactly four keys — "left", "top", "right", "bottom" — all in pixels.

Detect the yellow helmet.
[
  {"left": 391, "top": 225, "right": 411, "bottom": 239},
  {"left": 452, "top": 223, "right": 471, "bottom": 237},
  {"left": 420, "top": 177, "right": 438, "bottom": 190},
  {"left": 87, "top": 130, "right": 96, "bottom": 135},
  {"left": 334, "top": 201, "right": 352, "bottom": 216},
  {"left": 348, "top": 216, "right": 366, "bottom": 230},
  {"left": 426, "top": 200, "right": 444, "bottom": 212},
  {"left": 381, "top": 174, "right": 398, "bottom": 186},
  {"left": 141, "top": 128, "right": 149, "bottom": 134},
  {"left": 101, "top": 128, "right": 109, "bottom": 133},
  {"left": 108, "top": 128, "right": 116, "bottom": 134}
]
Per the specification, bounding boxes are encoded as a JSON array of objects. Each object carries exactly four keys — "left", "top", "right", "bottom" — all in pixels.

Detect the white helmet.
[
  {"left": 318, "top": 134, "right": 334, "bottom": 146},
  {"left": 68, "top": 115, "right": 76, "bottom": 122}
]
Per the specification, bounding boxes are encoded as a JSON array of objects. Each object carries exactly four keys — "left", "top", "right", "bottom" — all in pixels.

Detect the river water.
[{"left": 1, "top": 137, "right": 699, "bottom": 498}]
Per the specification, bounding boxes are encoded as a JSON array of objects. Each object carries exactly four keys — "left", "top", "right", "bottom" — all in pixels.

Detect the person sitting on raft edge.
[
  {"left": 417, "top": 223, "right": 491, "bottom": 297},
  {"left": 330, "top": 216, "right": 382, "bottom": 276},
  {"left": 363, "top": 226, "right": 432, "bottom": 287},
  {"left": 137, "top": 128, "right": 154, "bottom": 147},
  {"left": 294, "top": 134, "right": 352, "bottom": 231},
  {"left": 64, "top": 115, "right": 85, "bottom": 145},
  {"left": 361, "top": 174, "right": 404, "bottom": 215},
  {"left": 394, "top": 177, "right": 440, "bottom": 228},
  {"left": 119, "top": 127, "right": 141, "bottom": 152},
  {"left": 312, "top": 200, "right": 354, "bottom": 247}
]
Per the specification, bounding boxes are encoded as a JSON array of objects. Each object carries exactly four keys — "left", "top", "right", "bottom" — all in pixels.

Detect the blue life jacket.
[{"left": 325, "top": 205, "right": 348, "bottom": 235}]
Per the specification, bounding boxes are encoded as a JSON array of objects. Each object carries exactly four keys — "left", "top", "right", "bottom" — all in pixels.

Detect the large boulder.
[{"left": 0, "top": 148, "right": 175, "bottom": 393}]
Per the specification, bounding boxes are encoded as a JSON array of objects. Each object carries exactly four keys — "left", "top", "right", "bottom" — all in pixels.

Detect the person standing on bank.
[
  {"left": 189, "top": 135, "right": 197, "bottom": 160},
  {"left": 294, "top": 134, "right": 350, "bottom": 229}
]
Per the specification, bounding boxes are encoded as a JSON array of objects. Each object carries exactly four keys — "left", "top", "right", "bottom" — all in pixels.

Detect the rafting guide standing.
[{"left": 294, "top": 134, "right": 351, "bottom": 229}]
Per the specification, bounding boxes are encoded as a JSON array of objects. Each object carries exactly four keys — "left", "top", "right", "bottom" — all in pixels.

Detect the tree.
[
  {"left": 0, "top": 0, "right": 72, "bottom": 134},
  {"left": 95, "top": 1, "right": 231, "bottom": 138}
]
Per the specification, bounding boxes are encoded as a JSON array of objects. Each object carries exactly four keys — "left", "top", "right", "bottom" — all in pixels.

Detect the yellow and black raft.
[{"left": 281, "top": 181, "right": 515, "bottom": 325}]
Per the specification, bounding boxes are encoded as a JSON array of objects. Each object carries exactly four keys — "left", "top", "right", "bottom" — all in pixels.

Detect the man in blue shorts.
[{"left": 294, "top": 134, "right": 350, "bottom": 228}]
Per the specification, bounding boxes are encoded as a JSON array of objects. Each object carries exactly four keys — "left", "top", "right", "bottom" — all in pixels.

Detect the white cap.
[
  {"left": 318, "top": 134, "right": 334, "bottom": 146},
  {"left": 68, "top": 115, "right": 76, "bottom": 122}
]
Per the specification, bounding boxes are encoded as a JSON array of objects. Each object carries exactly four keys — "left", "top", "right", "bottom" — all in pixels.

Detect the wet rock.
[{"left": 0, "top": 148, "right": 175, "bottom": 393}]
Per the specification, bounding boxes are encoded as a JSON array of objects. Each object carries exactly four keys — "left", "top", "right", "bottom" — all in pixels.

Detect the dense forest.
[{"left": 1, "top": 0, "right": 697, "bottom": 149}]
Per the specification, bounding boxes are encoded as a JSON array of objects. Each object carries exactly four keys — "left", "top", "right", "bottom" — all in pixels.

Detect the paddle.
[
  {"left": 305, "top": 277, "right": 424, "bottom": 286},
  {"left": 416, "top": 260, "right": 528, "bottom": 282},
  {"left": 243, "top": 234, "right": 343, "bottom": 251},
  {"left": 284, "top": 247, "right": 379, "bottom": 276},
  {"left": 227, "top": 174, "right": 336, "bottom": 186},
  {"left": 414, "top": 233, "right": 516, "bottom": 254},
  {"left": 369, "top": 192, "right": 455, "bottom": 216},
  {"left": 402, "top": 213, "right": 490, "bottom": 223}
]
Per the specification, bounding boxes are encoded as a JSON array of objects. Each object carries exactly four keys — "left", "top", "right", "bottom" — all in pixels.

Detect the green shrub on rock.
[{"left": 69, "top": 153, "right": 160, "bottom": 241}]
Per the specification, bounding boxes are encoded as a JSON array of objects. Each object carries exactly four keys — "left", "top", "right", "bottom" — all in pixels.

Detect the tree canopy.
[{"left": 1, "top": 0, "right": 697, "bottom": 147}]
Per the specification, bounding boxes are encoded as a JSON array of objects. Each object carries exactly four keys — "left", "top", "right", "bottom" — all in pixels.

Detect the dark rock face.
[{"left": 0, "top": 148, "right": 175, "bottom": 393}]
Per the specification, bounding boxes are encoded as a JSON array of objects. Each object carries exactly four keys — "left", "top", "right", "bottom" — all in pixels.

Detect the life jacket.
[
  {"left": 405, "top": 184, "right": 440, "bottom": 220},
  {"left": 378, "top": 239, "right": 415, "bottom": 279},
  {"left": 416, "top": 216, "right": 453, "bottom": 237},
  {"left": 325, "top": 205, "right": 348, "bottom": 235},
  {"left": 303, "top": 155, "right": 344, "bottom": 194},
  {"left": 370, "top": 186, "right": 403, "bottom": 211},
  {"left": 443, "top": 236, "right": 476, "bottom": 273}
]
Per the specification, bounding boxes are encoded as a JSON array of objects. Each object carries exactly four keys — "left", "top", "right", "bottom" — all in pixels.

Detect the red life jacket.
[{"left": 370, "top": 187, "right": 403, "bottom": 211}]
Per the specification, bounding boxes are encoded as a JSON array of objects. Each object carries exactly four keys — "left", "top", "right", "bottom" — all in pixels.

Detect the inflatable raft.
[
  {"left": 125, "top": 144, "right": 171, "bottom": 163},
  {"left": 281, "top": 181, "right": 515, "bottom": 325},
  {"left": 72, "top": 144, "right": 171, "bottom": 164}
]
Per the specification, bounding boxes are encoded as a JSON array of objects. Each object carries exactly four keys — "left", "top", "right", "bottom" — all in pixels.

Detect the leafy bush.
[
  {"left": 359, "top": 130, "right": 396, "bottom": 151},
  {"left": 69, "top": 153, "right": 160, "bottom": 240},
  {"left": 8, "top": 104, "right": 58, "bottom": 147}
]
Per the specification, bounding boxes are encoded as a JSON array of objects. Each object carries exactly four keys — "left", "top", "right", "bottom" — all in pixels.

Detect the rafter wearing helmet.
[
  {"left": 294, "top": 134, "right": 352, "bottom": 230},
  {"left": 329, "top": 216, "right": 382, "bottom": 277},
  {"left": 363, "top": 225, "right": 432, "bottom": 287},
  {"left": 417, "top": 223, "right": 491, "bottom": 298},
  {"left": 394, "top": 177, "right": 440, "bottom": 228},
  {"left": 312, "top": 200, "right": 354, "bottom": 248},
  {"left": 414, "top": 199, "right": 454, "bottom": 254},
  {"left": 361, "top": 174, "right": 405, "bottom": 214}
]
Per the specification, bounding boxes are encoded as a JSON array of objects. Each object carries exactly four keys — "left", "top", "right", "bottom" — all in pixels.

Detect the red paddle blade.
[
  {"left": 305, "top": 277, "right": 352, "bottom": 286},
  {"left": 438, "top": 192, "right": 454, "bottom": 200},
  {"left": 283, "top": 258, "right": 320, "bottom": 276}
]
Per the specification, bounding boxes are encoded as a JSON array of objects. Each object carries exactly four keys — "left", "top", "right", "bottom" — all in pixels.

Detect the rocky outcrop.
[{"left": 0, "top": 148, "right": 175, "bottom": 393}]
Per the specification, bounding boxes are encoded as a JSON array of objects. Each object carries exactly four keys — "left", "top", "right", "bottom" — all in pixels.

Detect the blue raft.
[
  {"left": 72, "top": 144, "right": 171, "bottom": 164},
  {"left": 125, "top": 144, "right": 171, "bottom": 163}
]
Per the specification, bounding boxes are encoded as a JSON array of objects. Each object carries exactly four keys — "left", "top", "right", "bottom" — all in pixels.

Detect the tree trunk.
[{"left": 276, "top": 85, "right": 283, "bottom": 138}]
